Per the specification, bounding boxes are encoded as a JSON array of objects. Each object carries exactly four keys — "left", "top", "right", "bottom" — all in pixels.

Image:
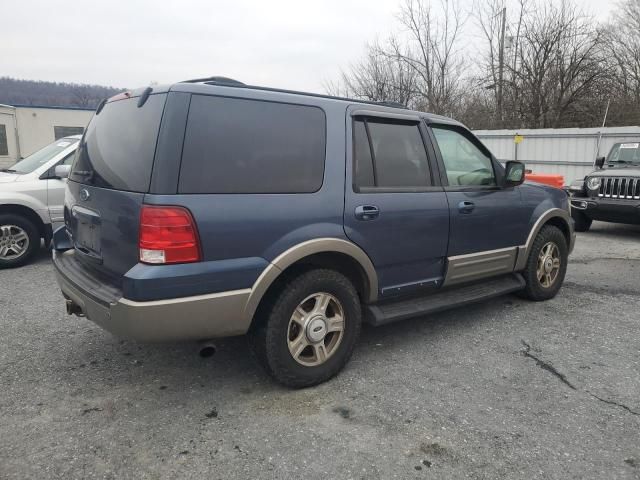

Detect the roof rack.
[
  {"left": 181, "top": 76, "right": 245, "bottom": 86},
  {"left": 178, "top": 77, "right": 412, "bottom": 111},
  {"left": 376, "top": 101, "right": 408, "bottom": 109}
]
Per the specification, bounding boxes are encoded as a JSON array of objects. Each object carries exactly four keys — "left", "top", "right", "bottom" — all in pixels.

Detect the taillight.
[{"left": 139, "top": 205, "right": 201, "bottom": 264}]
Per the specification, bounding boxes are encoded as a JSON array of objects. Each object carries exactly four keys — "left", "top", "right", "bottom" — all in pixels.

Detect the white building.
[
  {"left": 0, "top": 104, "right": 94, "bottom": 168},
  {"left": 474, "top": 126, "right": 640, "bottom": 183}
]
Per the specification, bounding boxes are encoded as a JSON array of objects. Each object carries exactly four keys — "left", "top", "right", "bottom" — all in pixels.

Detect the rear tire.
[
  {"left": 0, "top": 214, "right": 40, "bottom": 269},
  {"left": 572, "top": 210, "right": 592, "bottom": 232},
  {"left": 519, "top": 225, "right": 568, "bottom": 301},
  {"left": 249, "top": 269, "right": 361, "bottom": 388}
]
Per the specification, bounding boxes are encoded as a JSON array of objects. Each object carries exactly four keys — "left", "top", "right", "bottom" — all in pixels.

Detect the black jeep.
[{"left": 569, "top": 142, "right": 640, "bottom": 231}]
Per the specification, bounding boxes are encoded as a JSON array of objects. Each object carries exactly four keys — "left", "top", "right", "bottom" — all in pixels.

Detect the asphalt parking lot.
[{"left": 1, "top": 222, "right": 639, "bottom": 480}]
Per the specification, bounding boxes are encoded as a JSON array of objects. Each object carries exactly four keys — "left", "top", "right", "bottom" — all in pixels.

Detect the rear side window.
[
  {"left": 178, "top": 95, "right": 326, "bottom": 194},
  {"left": 353, "top": 117, "right": 432, "bottom": 190},
  {"left": 70, "top": 94, "right": 167, "bottom": 192}
]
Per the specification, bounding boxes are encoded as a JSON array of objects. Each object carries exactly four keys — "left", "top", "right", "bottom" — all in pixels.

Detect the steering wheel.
[{"left": 457, "top": 168, "right": 492, "bottom": 186}]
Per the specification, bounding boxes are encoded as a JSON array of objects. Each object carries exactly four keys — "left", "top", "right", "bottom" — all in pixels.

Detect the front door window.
[{"left": 432, "top": 127, "right": 496, "bottom": 187}]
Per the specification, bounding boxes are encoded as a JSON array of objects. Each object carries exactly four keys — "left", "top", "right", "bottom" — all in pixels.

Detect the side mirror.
[
  {"left": 595, "top": 156, "right": 606, "bottom": 169},
  {"left": 54, "top": 164, "right": 71, "bottom": 179},
  {"left": 504, "top": 161, "right": 525, "bottom": 187}
]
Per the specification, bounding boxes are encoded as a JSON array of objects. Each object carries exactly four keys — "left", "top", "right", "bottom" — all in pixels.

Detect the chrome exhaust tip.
[{"left": 198, "top": 341, "right": 217, "bottom": 358}]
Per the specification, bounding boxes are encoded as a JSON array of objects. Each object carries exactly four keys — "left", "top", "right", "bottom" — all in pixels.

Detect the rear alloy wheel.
[
  {"left": 287, "top": 292, "right": 345, "bottom": 367},
  {"left": 250, "top": 269, "right": 361, "bottom": 388},
  {"left": 0, "top": 214, "right": 39, "bottom": 268},
  {"left": 520, "top": 225, "right": 568, "bottom": 301}
]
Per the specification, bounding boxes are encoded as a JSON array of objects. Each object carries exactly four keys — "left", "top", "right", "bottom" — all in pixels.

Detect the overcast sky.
[{"left": 3, "top": 0, "right": 618, "bottom": 93}]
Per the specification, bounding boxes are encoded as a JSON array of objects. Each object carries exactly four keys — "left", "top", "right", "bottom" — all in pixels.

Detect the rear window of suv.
[
  {"left": 70, "top": 94, "right": 167, "bottom": 192},
  {"left": 178, "top": 95, "right": 326, "bottom": 194}
]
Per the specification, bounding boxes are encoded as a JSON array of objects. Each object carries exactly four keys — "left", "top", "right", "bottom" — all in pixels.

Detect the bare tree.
[
  {"left": 0, "top": 77, "right": 121, "bottom": 109},
  {"left": 512, "top": 0, "right": 604, "bottom": 128},
  {"left": 325, "top": 41, "right": 419, "bottom": 106},
  {"left": 473, "top": 0, "right": 529, "bottom": 127},
  {"left": 600, "top": 0, "right": 640, "bottom": 125},
  {"left": 71, "top": 85, "right": 96, "bottom": 107},
  {"left": 327, "top": 0, "right": 640, "bottom": 129},
  {"left": 329, "top": 0, "right": 467, "bottom": 114},
  {"left": 385, "top": 0, "right": 467, "bottom": 115}
]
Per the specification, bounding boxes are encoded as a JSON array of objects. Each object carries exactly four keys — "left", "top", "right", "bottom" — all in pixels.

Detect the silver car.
[{"left": 0, "top": 135, "right": 80, "bottom": 268}]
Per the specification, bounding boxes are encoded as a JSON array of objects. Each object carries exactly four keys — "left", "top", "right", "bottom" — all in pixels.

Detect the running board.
[{"left": 364, "top": 273, "right": 525, "bottom": 326}]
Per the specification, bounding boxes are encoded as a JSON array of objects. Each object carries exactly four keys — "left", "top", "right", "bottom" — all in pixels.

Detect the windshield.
[
  {"left": 606, "top": 142, "right": 640, "bottom": 165},
  {"left": 6, "top": 138, "right": 79, "bottom": 174}
]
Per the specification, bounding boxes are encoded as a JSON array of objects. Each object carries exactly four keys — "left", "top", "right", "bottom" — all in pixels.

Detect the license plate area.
[{"left": 72, "top": 205, "right": 102, "bottom": 258}]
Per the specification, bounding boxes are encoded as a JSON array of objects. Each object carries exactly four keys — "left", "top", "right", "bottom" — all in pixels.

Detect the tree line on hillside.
[
  {"left": 327, "top": 0, "right": 640, "bottom": 130},
  {"left": 0, "top": 77, "right": 122, "bottom": 109}
]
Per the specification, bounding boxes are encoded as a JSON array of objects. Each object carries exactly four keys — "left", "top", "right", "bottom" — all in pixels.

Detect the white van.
[{"left": 0, "top": 135, "right": 80, "bottom": 267}]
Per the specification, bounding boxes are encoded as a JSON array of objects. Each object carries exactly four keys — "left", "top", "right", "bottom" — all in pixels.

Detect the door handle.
[
  {"left": 355, "top": 205, "right": 380, "bottom": 221},
  {"left": 458, "top": 201, "right": 475, "bottom": 214}
]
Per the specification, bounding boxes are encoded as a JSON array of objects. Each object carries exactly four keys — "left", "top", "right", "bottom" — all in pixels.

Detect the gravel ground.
[{"left": 1, "top": 221, "right": 639, "bottom": 480}]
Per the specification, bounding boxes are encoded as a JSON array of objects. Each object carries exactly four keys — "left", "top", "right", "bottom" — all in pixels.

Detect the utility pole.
[
  {"left": 497, "top": 7, "right": 507, "bottom": 128},
  {"left": 594, "top": 99, "right": 611, "bottom": 163}
]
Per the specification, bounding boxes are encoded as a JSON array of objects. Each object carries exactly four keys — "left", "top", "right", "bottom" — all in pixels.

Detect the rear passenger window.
[
  {"left": 353, "top": 117, "right": 432, "bottom": 190},
  {"left": 179, "top": 95, "right": 326, "bottom": 194}
]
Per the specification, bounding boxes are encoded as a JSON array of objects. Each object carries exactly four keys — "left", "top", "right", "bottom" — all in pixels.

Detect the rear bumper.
[{"left": 53, "top": 250, "right": 252, "bottom": 342}]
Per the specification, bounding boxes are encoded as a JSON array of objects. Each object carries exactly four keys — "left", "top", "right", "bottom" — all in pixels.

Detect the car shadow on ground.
[
  {"left": 49, "top": 291, "right": 520, "bottom": 396},
  {"left": 31, "top": 244, "right": 54, "bottom": 266},
  {"left": 586, "top": 221, "right": 640, "bottom": 239}
]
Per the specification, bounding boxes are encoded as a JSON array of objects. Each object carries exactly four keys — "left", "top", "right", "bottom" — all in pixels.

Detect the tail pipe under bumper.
[{"left": 65, "top": 298, "right": 85, "bottom": 317}]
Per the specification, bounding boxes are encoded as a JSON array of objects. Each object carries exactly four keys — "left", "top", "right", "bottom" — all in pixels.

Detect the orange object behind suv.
[{"left": 525, "top": 173, "right": 564, "bottom": 188}]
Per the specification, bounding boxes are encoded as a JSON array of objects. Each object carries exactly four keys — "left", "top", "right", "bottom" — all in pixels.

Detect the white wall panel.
[{"left": 473, "top": 127, "right": 640, "bottom": 184}]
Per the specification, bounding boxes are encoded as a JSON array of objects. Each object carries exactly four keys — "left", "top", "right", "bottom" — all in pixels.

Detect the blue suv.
[{"left": 52, "top": 77, "right": 575, "bottom": 387}]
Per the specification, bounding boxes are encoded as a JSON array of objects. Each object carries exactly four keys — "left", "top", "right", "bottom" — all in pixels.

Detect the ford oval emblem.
[{"left": 79, "top": 189, "right": 90, "bottom": 201}]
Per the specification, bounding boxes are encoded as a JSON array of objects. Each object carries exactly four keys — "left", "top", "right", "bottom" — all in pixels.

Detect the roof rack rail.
[
  {"left": 174, "top": 79, "right": 433, "bottom": 114},
  {"left": 181, "top": 76, "right": 245, "bottom": 86},
  {"left": 375, "top": 101, "right": 408, "bottom": 109}
]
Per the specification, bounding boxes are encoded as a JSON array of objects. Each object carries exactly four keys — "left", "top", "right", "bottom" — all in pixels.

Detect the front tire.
[
  {"left": 0, "top": 214, "right": 40, "bottom": 269},
  {"left": 250, "top": 269, "right": 362, "bottom": 388},
  {"left": 520, "top": 225, "right": 568, "bottom": 301},
  {"left": 572, "top": 210, "right": 592, "bottom": 232}
]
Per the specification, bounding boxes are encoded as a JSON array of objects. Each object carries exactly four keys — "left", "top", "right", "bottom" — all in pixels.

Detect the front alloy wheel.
[
  {"left": 0, "top": 225, "right": 30, "bottom": 260},
  {"left": 520, "top": 224, "right": 568, "bottom": 301},
  {"left": 537, "top": 242, "right": 561, "bottom": 288},
  {"left": 0, "top": 214, "right": 39, "bottom": 269}
]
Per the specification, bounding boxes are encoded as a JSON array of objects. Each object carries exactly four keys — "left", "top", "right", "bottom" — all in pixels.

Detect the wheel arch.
[
  {"left": 243, "top": 238, "right": 378, "bottom": 325},
  {"left": 515, "top": 208, "right": 573, "bottom": 271},
  {"left": 0, "top": 204, "right": 48, "bottom": 241}
]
